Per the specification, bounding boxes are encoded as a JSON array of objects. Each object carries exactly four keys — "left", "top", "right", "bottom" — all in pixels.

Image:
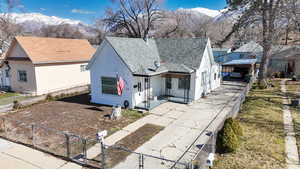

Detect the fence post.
[
  {"left": 65, "top": 134, "right": 70, "bottom": 158},
  {"left": 3, "top": 118, "right": 6, "bottom": 136},
  {"left": 82, "top": 138, "right": 87, "bottom": 163},
  {"left": 31, "top": 124, "right": 35, "bottom": 146},
  {"left": 187, "top": 161, "right": 193, "bottom": 169},
  {"left": 139, "top": 153, "right": 144, "bottom": 169},
  {"left": 101, "top": 141, "right": 106, "bottom": 169}
]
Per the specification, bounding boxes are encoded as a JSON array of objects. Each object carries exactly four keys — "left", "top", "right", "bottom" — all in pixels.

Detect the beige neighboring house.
[{"left": 0, "top": 36, "right": 96, "bottom": 95}]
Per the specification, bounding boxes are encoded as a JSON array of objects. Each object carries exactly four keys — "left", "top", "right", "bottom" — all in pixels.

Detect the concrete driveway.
[{"left": 108, "top": 81, "right": 247, "bottom": 169}]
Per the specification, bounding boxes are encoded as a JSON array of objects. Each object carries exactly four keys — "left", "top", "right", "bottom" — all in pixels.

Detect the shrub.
[
  {"left": 217, "top": 121, "right": 240, "bottom": 153},
  {"left": 225, "top": 118, "right": 243, "bottom": 137},
  {"left": 46, "top": 94, "right": 54, "bottom": 101},
  {"left": 13, "top": 100, "right": 22, "bottom": 109}
]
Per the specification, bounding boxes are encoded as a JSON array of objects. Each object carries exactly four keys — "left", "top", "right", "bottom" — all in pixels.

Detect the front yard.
[
  {"left": 286, "top": 80, "right": 300, "bottom": 158},
  {"left": 0, "top": 93, "right": 147, "bottom": 157},
  {"left": 213, "top": 80, "right": 286, "bottom": 169}
]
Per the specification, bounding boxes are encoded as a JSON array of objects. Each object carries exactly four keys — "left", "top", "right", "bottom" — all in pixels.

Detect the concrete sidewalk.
[
  {"left": 86, "top": 81, "right": 247, "bottom": 168},
  {"left": 0, "top": 139, "right": 83, "bottom": 169},
  {"left": 281, "top": 80, "right": 300, "bottom": 169}
]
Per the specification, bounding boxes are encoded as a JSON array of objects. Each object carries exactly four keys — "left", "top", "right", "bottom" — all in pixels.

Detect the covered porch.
[{"left": 134, "top": 72, "right": 192, "bottom": 110}]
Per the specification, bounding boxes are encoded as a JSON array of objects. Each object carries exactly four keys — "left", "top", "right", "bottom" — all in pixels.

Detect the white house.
[
  {"left": 0, "top": 36, "right": 96, "bottom": 95},
  {"left": 88, "top": 37, "right": 221, "bottom": 110}
]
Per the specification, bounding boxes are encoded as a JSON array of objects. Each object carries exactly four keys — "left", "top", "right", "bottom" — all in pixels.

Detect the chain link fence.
[
  {"left": 0, "top": 116, "right": 90, "bottom": 164},
  {"left": 0, "top": 81, "right": 253, "bottom": 169}
]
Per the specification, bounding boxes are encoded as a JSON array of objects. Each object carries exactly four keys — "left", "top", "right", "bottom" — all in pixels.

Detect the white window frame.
[{"left": 101, "top": 77, "right": 118, "bottom": 95}]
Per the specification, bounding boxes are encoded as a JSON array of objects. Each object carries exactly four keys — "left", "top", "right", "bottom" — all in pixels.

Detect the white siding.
[
  {"left": 90, "top": 41, "right": 134, "bottom": 108},
  {"left": 193, "top": 42, "right": 221, "bottom": 100},
  {"left": 89, "top": 38, "right": 221, "bottom": 107},
  {"left": 133, "top": 75, "right": 164, "bottom": 106},
  {"left": 34, "top": 63, "right": 90, "bottom": 95}
]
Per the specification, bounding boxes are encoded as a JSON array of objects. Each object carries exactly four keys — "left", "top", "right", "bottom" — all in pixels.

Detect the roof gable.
[
  {"left": 155, "top": 38, "right": 208, "bottom": 69},
  {"left": 10, "top": 36, "right": 96, "bottom": 64},
  {"left": 105, "top": 37, "right": 160, "bottom": 74}
]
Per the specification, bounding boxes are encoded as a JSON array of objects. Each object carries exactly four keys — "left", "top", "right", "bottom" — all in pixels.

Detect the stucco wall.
[
  {"left": 0, "top": 65, "right": 10, "bottom": 87},
  {"left": 5, "top": 42, "right": 37, "bottom": 93},
  {"left": 90, "top": 40, "right": 134, "bottom": 108},
  {"left": 34, "top": 63, "right": 90, "bottom": 95},
  {"left": 9, "top": 60, "right": 37, "bottom": 94},
  {"left": 9, "top": 43, "right": 27, "bottom": 58}
]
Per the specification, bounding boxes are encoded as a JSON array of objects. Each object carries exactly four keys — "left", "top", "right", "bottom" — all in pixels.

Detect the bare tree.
[
  {"left": 220, "top": 0, "right": 298, "bottom": 86},
  {"left": 0, "top": 0, "right": 22, "bottom": 53},
  {"left": 89, "top": 19, "right": 108, "bottom": 45},
  {"left": 39, "top": 23, "right": 85, "bottom": 39},
  {"left": 104, "top": 0, "right": 164, "bottom": 38},
  {"left": 152, "top": 11, "right": 195, "bottom": 38}
]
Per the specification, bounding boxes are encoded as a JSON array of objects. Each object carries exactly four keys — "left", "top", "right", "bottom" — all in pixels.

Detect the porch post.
[{"left": 144, "top": 77, "right": 151, "bottom": 110}]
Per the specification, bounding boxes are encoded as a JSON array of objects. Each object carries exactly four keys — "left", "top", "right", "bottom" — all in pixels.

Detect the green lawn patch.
[
  {"left": 0, "top": 92, "right": 18, "bottom": 99},
  {"left": 214, "top": 80, "right": 286, "bottom": 169}
]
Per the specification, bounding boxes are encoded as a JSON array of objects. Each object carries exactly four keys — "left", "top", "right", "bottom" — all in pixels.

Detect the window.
[
  {"left": 80, "top": 65, "right": 87, "bottom": 72},
  {"left": 101, "top": 77, "right": 118, "bottom": 95},
  {"left": 18, "top": 70, "right": 27, "bottom": 82},
  {"left": 201, "top": 71, "right": 207, "bottom": 87},
  {"left": 178, "top": 77, "right": 190, "bottom": 89},
  {"left": 166, "top": 78, "right": 172, "bottom": 89},
  {"left": 138, "top": 82, "right": 142, "bottom": 92},
  {"left": 5, "top": 70, "right": 9, "bottom": 78},
  {"left": 214, "top": 73, "right": 217, "bottom": 80}
]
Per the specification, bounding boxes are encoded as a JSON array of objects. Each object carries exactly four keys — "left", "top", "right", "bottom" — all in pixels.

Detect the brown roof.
[{"left": 8, "top": 36, "right": 96, "bottom": 64}]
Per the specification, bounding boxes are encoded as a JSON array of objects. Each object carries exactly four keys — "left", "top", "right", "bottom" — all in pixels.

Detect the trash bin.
[{"left": 291, "top": 98, "right": 299, "bottom": 107}]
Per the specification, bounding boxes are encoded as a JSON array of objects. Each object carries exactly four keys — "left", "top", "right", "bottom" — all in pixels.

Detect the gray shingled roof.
[
  {"left": 105, "top": 37, "right": 208, "bottom": 76},
  {"left": 106, "top": 37, "right": 160, "bottom": 74},
  {"left": 235, "top": 41, "right": 263, "bottom": 54},
  {"left": 270, "top": 45, "right": 300, "bottom": 59},
  {"left": 156, "top": 38, "right": 208, "bottom": 70}
]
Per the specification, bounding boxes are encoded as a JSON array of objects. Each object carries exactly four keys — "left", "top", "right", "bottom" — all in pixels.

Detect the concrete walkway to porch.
[{"left": 86, "top": 81, "right": 248, "bottom": 168}]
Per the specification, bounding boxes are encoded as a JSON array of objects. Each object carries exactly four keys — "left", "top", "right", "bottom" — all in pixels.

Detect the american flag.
[{"left": 117, "top": 75, "right": 125, "bottom": 96}]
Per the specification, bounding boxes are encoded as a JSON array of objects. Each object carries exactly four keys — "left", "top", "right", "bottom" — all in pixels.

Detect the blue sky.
[{"left": 18, "top": 0, "right": 227, "bottom": 24}]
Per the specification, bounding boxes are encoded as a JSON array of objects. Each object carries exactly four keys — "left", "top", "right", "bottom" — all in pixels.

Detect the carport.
[{"left": 222, "top": 59, "right": 257, "bottom": 82}]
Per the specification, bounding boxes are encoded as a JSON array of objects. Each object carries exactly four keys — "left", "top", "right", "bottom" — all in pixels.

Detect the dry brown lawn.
[
  {"left": 213, "top": 80, "right": 286, "bottom": 169},
  {"left": 0, "top": 93, "right": 147, "bottom": 157}
]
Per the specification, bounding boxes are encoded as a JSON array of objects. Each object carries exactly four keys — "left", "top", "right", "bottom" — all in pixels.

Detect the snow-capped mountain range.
[
  {"left": 178, "top": 7, "right": 223, "bottom": 18},
  {"left": 1, "top": 7, "right": 236, "bottom": 36},
  {"left": 8, "top": 13, "right": 83, "bottom": 26}
]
